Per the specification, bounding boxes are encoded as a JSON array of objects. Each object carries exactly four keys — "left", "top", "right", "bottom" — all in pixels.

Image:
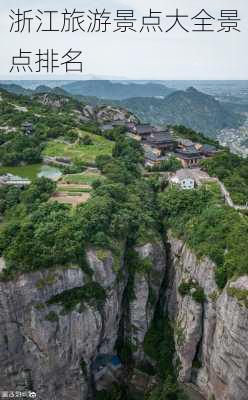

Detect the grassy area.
[
  {"left": 0, "top": 164, "right": 43, "bottom": 181},
  {"left": 61, "top": 171, "right": 104, "bottom": 185},
  {"left": 57, "top": 187, "right": 92, "bottom": 194},
  {"left": 42, "top": 132, "right": 113, "bottom": 165}
]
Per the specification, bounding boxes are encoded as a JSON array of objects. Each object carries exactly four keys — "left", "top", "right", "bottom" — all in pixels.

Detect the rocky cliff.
[
  {"left": 0, "top": 234, "right": 247, "bottom": 400},
  {"left": 0, "top": 241, "right": 167, "bottom": 399},
  {"left": 167, "top": 232, "right": 248, "bottom": 400}
]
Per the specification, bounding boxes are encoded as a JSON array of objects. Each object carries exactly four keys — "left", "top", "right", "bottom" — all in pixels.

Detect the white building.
[
  {"left": 0, "top": 173, "right": 31, "bottom": 187},
  {"left": 180, "top": 178, "right": 195, "bottom": 190},
  {"left": 170, "top": 169, "right": 196, "bottom": 190}
]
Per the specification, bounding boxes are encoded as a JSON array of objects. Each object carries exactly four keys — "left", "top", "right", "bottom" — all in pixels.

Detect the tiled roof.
[
  {"left": 136, "top": 124, "right": 154, "bottom": 134},
  {"left": 147, "top": 132, "right": 174, "bottom": 144}
]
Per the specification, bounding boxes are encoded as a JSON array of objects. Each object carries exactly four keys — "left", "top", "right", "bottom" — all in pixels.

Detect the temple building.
[
  {"left": 132, "top": 124, "right": 154, "bottom": 141},
  {"left": 176, "top": 145, "right": 202, "bottom": 168},
  {"left": 199, "top": 144, "right": 218, "bottom": 157},
  {"left": 146, "top": 131, "right": 177, "bottom": 154}
]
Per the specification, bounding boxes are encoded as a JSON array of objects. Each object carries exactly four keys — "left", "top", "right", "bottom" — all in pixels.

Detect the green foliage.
[
  {"left": 80, "top": 134, "right": 93, "bottom": 145},
  {"left": 95, "top": 154, "right": 113, "bottom": 171},
  {"left": 227, "top": 287, "right": 248, "bottom": 308},
  {"left": 147, "top": 375, "right": 188, "bottom": 400},
  {"left": 202, "top": 151, "right": 248, "bottom": 205},
  {"left": 36, "top": 273, "right": 57, "bottom": 289},
  {"left": 144, "top": 311, "right": 175, "bottom": 379},
  {"left": 147, "top": 157, "right": 181, "bottom": 173},
  {"left": 20, "top": 177, "right": 56, "bottom": 208},
  {"left": 47, "top": 282, "right": 106, "bottom": 313},
  {"left": 178, "top": 281, "right": 205, "bottom": 304},
  {"left": 173, "top": 125, "right": 219, "bottom": 146},
  {"left": 118, "top": 338, "right": 137, "bottom": 366},
  {"left": 45, "top": 311, "right": 59, "bottom": 322},
  {"left": 80, "top": 358, "right": 87, "bottom": 376},
  {"left": 96, "top": 384, "right": 131, "bottom": 400},
  {"left": 0, "top": 186, "right": 22, "bottom": 216},
  {"left": 102, "top": 126, "right": 127, "bottom": 142},
  {"left": 1, "top": 137, "right": 158, "bottom": 275},
  {"left": 0, "top": 133, "right": 42, "bottom": 166},
  {"left": 159, "top": 186, "right": 248, "bottom": 288}
]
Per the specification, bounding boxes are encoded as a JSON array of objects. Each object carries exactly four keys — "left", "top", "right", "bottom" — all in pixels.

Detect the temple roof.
[
  {"left": 136, "top": 124, "right": 154, "bottom": 135},
  {"left": 147, "top": 131, "right": 174, "bottom": 144}
]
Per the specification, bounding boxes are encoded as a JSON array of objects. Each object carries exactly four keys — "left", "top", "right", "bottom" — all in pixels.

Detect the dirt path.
[
  {"left": 50, "top": 192, "right": 91, "bottom": 206},
  {"left": 57, "top": 183, "right": 91, "bottom": 190}
]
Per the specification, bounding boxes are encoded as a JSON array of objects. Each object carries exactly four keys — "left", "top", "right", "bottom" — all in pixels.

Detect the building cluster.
[
  {"left": 103, "top": 122, "right": 218, "bottom": 168},
  {"left": 130, "top": 124, "right": 218, "bottom": 168}
]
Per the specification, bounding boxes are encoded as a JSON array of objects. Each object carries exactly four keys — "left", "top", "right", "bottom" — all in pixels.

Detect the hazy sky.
[{"left": 0, "top": 0, "right": 247, "bottom": 79}]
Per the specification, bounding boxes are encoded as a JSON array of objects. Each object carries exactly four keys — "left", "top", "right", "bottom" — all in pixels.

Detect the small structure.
[
  {"left": 170, "top": 170, "right": 195, "bottom": 190},
  {"left": 146, "top": 130, "right": 176, "bottom": 154},
  {"left": 92, "top": 354, "right": 122, "bottom": 392},
  {"left": 22, "top": 122, "right": 33, "bottom": 135},
  {"left": 177, "top": 138, "right": 195, "bottom": 148},
  {"left": 144, "top": 149, "right": 169, "bottom": 167},
  {"left": 199, "top": 144, "right": 218, "bottom": 157},
  {"left": 0, "top": 173, "right": 31, "bottom": 187},
  {"left": 101, "top": 123, "right": 114, "bottom": 132},
  {"left": 132, "top": 124, "right": 154, "bottom": 141},
  {"left": 176, "top": 145, "right": 202, "bottom": 168},
  {"left": 180, "top": 177, "right": 195, "bottom": 190}
]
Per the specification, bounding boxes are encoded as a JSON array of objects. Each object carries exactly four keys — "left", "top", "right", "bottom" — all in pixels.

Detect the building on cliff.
[{"left": 92, "top": 355, "right": 122, "bottom": 391}]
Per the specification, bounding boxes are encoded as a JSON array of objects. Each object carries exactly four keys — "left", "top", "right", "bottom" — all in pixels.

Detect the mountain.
[
  {"left": 0, "top": 83, "right": 32, "bottom": 96},
  {"left": 0, "top": 82, "right": 245, "bottom": 138},
  {"left": 62, "top": 80, "right": 174, "bottom": 100},
  {"left": 120, "top": 87, "right": 245, "bottom": 136}
]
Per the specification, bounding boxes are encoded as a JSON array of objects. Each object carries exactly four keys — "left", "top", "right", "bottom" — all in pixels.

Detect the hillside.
[
  {"left": 121, "top": 87, "right": 245, "bottom": 136},
  {"left": 0, "top": 83, "right": 245, "bottom": 139}
]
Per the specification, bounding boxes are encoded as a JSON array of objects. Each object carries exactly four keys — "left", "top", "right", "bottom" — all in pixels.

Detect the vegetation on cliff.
[
  {"left": 159, "top": 186, "right": 248, "bottom": 288},
  {"left": 201, "top": 150, "right": 248, "bottom": 205}
]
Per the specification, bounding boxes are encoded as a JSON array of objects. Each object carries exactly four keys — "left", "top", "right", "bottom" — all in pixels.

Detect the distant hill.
[
  {"left": 120, "top": 87, "right": 245, "bottom": 136},
  {"left": 62, "top": 80, "right": 174, "bottom": 100},
  {"left": 0, "top": 83, "right": 32, "bottom": 96},
  {"left": 0, "top": 82, "right": 245, "bottom": 138}
]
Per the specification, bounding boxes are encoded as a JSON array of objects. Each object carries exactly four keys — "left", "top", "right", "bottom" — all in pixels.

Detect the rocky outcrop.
[
  {"left": 167, "top": 232, "right": 248, "bottom": 400},
  {"left": 0, "top": 247, "right": 126, "bottom": 400},
  {"left": 0, "top": 241, "right": 164, "bottom": 399},
  {"left": 95, "top": 106, "right": 138, "bottom": 124},
  {"left": 78, "top": 104, "right": 139, "bottom": 125},
  {"left": 128, "top": 241, "right": 166, "bottom": 362},
  {"left": 1, "top": 232, "right": 247, "bottom": 400}
]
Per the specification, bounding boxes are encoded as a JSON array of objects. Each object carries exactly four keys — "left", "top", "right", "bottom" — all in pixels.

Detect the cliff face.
[
  {"left": 128, "top": 242, "right": 166, "bottom": 362},
  {"left": 1, "top": 235, "right": 247, "bottom": 400},
  {"left": 167, "top": 232, "right": 248, "bottom": 400},
  {"left": 0, "top": 241, "right": 167, "bottom": 399},
  {"left": 0, "top": 248, "right": 126, "bottom": 400}
]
